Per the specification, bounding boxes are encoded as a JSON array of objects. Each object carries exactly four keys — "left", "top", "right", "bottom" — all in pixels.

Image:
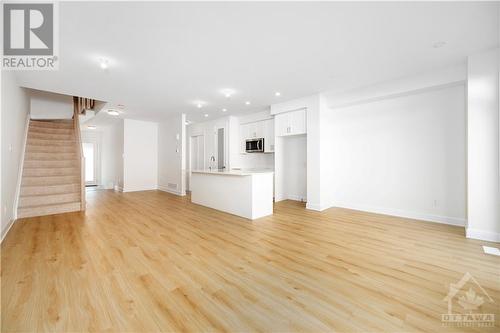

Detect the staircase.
[{"left": 17, "top": 118, "right": 85, "bottom": 218}]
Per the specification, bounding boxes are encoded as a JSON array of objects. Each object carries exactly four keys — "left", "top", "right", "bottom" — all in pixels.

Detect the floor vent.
[
  {"left": 482, "top": 246, "right": 500, "bottom": 256},
  {"left": 167, "top": 183, "right": 178, "bottom": 189}
]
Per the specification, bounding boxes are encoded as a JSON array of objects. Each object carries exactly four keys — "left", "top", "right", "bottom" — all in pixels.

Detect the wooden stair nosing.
[
  {"left": 24, "top": 160, "right": 79, "bottom": 168},
  {"left": 29, "top": 126, "right": 74, "bottom": 134},
  {"left": 17, "top": 201, "right": 81, "bottom": 219},
  {"left": 24, "top": 153, "right": 79, "bottom": 161},
  {"left": 26, "top": 146, "right": 77, "bottom": 153},
  {"left": 28, "top": 134, "right": 76, "bottom": 141},
  {"left": 22, "top": 169, "right": 80, "bottom": 177},
  {"left": 18, "top": 192, "right": 81, "bottom": 208},
  {"left": 20, "top": 183, "right": 80, "bottom": 196},
  {"left": 21, "top": 176, "right": 81, "bottom": 186},
  {"left": 29, "top": 122, "right": 74, "bottom": 129},
  {"left": 27, "top": 138, "right": 77, "bottom": 145}
]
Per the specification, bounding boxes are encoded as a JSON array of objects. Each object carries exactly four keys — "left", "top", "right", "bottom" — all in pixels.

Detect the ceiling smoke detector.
[
  {"left": 99, "top": 58, "right": 109, "bottom": 69},
  {"left": 432, "top": 41, "right": 446, "bottom": 48},
  {"left": 221, "top": 89, "right": 235, "bottom": 99}
]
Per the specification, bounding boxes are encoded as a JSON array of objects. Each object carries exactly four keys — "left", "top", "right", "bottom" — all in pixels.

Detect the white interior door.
[{"left": 83, "top": 142, "right": 98, "bottom": 186}]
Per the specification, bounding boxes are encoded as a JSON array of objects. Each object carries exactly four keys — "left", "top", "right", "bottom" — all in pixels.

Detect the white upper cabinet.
[
  {"left": 239, "top": 118, "right": 275, "bottom": 153},
  {"left": 290, "top": 108, "right": 306, "bottom": 135},
  {"left": 263, "top": 119, "right": 274, "bottom": 152},
  {"left": 240, "top": 123, "right": 250, "bottom": 152},
  {"left": 275, "top": 113, "right": 289, "bottom": 137},
  {"left": 245, "top": 122, "right": 264, "bottom": 139},
  {"left": 275, "top": 109, "right": 307, "bottom": 136}
]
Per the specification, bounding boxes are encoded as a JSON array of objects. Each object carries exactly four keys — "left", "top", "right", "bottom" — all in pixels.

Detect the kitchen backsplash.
[{"left": 239, "top": 153, "right": 274, "bottom": 170}]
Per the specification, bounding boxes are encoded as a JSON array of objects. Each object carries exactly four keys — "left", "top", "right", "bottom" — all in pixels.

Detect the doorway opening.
[
  {"left": 83, "top": 142, "right": 98, "bottom": 186},
  {"left": 188, "top": 135, "right": 205, "bottom": 191}
]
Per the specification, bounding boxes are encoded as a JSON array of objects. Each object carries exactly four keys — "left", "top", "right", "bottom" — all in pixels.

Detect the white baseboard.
[
  {"left": 287, "top": 194, "right": 306, "bottom": 202},
  {"left": 122, "top": 186, "right": 157, "bottom": 193},
  {"left": 97, "top": 184, "right": 113, "bottom": 190},
  {"left": 157, "top": 185, "right": 185, "bottom": 196},
  {"left": 306, "top": 202, "right": 327, "bottom": 211},
  {"left": 331, "top": 202, "right": 466, "bottom": 227},
  {"left": 1, "top": 219, "right": 16, "bottom": 243},
  {"left": 466, "top": 228, "right": 500, "bottom": 243}
]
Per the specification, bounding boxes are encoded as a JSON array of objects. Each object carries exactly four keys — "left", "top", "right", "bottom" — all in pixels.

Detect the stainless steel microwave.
[{"left": 246, "top": 138, "right": 264, "bottom": 153}]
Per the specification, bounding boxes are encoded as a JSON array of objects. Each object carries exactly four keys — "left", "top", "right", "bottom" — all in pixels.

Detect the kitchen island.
[{"left": 190, "top": 169, "right": 274, "bottom": 220}]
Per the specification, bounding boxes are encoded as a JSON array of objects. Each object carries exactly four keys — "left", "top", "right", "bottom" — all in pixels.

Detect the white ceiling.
[{"left": 15, "top": 1, "right": 499, "bottom": 123}]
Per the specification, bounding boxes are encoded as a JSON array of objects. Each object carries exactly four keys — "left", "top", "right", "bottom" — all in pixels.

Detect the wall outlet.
[{"left": 433, "top": 199, "right": 438, "bottom": 207}]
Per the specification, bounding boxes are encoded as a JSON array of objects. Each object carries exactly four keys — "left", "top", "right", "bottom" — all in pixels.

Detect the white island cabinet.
[{"left": 191, "top": 170, "right": 274, "bottom": 220}]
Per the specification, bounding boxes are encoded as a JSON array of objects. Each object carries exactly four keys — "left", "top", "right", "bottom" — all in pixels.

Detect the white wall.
[
  {"left": 123, "top": 119, "right": 158, "bottom": 192},
  {"left": 1, "top": 72, "right": 30, "bottom": 240},
  {"left": 158, "top": 114, "right": 186, "bottom": 195},
  {"left": 466, "top": 48, "right": 500, "bottom": 242},
  {"left": 323, "top": 84, "right": 467, "bottom": 225},
  {"left": 239, "top": 154, "right": 274, "bottom": 170},
  {"left": 115, "top": 120, "right": 124, "bottom": 190},
  {"left": 102, "top": 121, "right": 124, "bottom": 190},
  {"left": 29, "top": 89, "right": 73, "bottom": 119},
  {"left": 325, "top": 64, "right": 466, "bottom": 109}
]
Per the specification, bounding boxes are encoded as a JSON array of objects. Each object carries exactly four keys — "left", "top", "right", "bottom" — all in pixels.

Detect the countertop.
[{"left": 191, "top": 169, "right": 274, "bottom": 176}]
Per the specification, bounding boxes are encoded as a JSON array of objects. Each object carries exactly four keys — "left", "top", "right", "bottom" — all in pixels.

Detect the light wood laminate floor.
[{"left": 1, "top": 190, "right": 499, "bottom": 332}]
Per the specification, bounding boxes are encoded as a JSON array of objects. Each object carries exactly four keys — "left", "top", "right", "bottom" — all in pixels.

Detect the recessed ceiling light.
[
  {"left": 107, "top": 109, "right": 120, "bottom": 116},
  {"left": 99, "top": 58, "right": 109, "bottom": 69},
  {"left": 204, "top": 114, "right": 209, "bottom": 117},
  {"left": 87, "top": 125, "right": 96, "bottom": 130},
  {"left": 245, "top": 101, "right": 251, "bottom": 105},
  {"left": 222, "top": 108, "right": 227, "bottom": 112},
  {"left": 275, "top": 92, "right": 281, "bottom": 97},
  {"left": 433, "top": 41, "right": 446, "bottom": 48},
  {"left": 221, "top": 89, "right": 235, "bottom": 98},
  {"left": 195, "top": 101, "right": 206, "bottom": 108}
]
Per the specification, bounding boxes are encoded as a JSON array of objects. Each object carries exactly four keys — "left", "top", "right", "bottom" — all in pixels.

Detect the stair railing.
[{"left": 73, "top": 109, "right": 86, "bottom": 211}]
